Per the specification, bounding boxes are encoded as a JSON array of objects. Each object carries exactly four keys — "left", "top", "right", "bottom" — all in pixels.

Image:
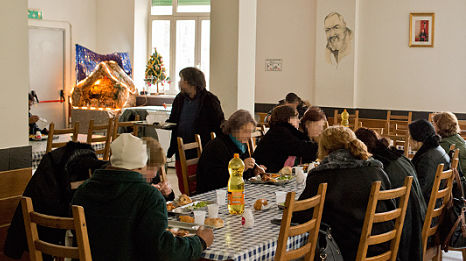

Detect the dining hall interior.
[{"left": 2, "top": 0, "right": 466, "bottom": 260}]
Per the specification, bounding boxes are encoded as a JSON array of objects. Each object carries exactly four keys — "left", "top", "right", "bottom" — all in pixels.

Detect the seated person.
[
  {"left": 196, "top": 110, "right": 266, "bottom": 193},
  {"left": 253, "top": 105, "right": 317, "bottom": 172},
  {"left": 409, "top": 119, "right": 450, "bottom": 204},
  {"left": 293, "top": 126, "right": 394, "bottom": 260},
  {"left": 265, "top": 93, "right": 309, "bottom": 123},
  {"left": 28, "top": 93, "right": 42, "bottom": 135},
  {"left": 142, "top": 137, "right": 175, "bottom": 201},
  {"left": 355, "top": 128, "right": 426, "bottom": 261},
  {"left": 432, "top": 112, "right": 466, "bottom": 172},
  {"left": 300, "top": 106, "right": 328, "bottom": 142},
  {"left": 72, "top": 133, "right": 213, "bottom": 260}
]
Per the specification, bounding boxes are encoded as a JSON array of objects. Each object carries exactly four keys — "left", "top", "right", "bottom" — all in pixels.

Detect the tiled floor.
[{"left": 165, "top": 167, "right": 464, "bottom": 260}]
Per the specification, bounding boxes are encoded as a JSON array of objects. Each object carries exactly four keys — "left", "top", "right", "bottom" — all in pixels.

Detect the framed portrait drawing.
[{"left": 409, "top": 13, "right": 435, "bottom": 47}]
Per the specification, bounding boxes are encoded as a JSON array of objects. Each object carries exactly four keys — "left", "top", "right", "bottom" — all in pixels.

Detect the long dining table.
[{"left": 170, "top": 180, "right": 307, "bottom": 261}]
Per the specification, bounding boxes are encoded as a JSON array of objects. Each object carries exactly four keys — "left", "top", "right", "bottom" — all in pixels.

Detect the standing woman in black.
[{"left": 253, "top": 105, "right": 318, "bottom": 173}]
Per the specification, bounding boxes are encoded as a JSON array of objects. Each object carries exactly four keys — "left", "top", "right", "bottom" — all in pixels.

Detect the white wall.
[
  {"left": 0, "top": 0, "right": 29, "bottom": 149},
  {"left": 255, "top": 0, "right": 316, "bottom": 105},
  {"left": 28, "top": 0, "right": 97, "bottom": 85},
  {"left": 356, "top": 0, "right": 466, "bottom": 113}
]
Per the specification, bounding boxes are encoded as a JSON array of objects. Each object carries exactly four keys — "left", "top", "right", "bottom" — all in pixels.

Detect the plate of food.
[
  {"left": 248, "top": 173, "right": 294, "bottom": 185},
  {"left": 253, "top": 198, "right": 272, "bottom": 211},
  {"left": 29, "top": 134, "right": 48, "bottom": 141},
  {"left": 166, "top": 194, "right": 214, "bottom": 214}
]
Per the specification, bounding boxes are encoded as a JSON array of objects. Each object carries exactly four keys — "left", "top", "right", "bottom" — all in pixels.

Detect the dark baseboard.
[{"left": 255, "top": 103, "right": 466, "bottom": 121}]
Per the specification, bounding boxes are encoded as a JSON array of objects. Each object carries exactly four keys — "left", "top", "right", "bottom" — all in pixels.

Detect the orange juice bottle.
[{"left": 227, "top": 153, "right": 245, "bottom": 215}]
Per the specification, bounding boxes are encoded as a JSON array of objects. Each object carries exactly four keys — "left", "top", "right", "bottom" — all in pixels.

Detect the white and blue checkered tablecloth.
[
  {"left": 178, "top": 181, "right": 307, "bottom": 261},
  {"left": 30, "top": 134, "right": 105, "bottom": 169}
]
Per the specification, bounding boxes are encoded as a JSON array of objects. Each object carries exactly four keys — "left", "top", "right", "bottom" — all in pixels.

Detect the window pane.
[
  {"left": 151, "top": 0, "right": 172, "bottom": 15},
  {"left": 177, "top": 0, "right": 210, "bottom": 13},
  {"left": 151, "top": 20, "right": 171, "bottom": 91},
  {"left": 201, "top": 20, "right": 210, "bottom": 89},
  {"left": 175, "top": 20, "right": 195, "bottom": 88}
]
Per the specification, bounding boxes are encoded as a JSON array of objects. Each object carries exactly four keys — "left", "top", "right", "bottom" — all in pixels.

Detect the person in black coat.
[
  {"left": 4, "top": 142, "right": 107, "bottom": 260},
  {"left": 409, "top": 120, "right": 450, "bottom": 204},
  {"left": 253, "top": 105, "right": 317, "bottom": 173},
  {"left": 165, "top": 67, "right": 225, "bottom": 193},
  {"left": 293, "top": 126, "right": 395, "bottom": 260},
  {"left": 356, "top": 128, "right": 426, "bottom": 261},
  {"left": 197, "top": 110, "right": 266, "bottom": 193}
]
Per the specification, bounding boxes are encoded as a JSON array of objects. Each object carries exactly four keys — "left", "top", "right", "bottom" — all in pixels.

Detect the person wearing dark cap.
[
  {"left": 409, "top": 119, "right": 450, "bottom": 203},
  {"left": 264, "top": 93, "right": 309, "bottom": 124}
]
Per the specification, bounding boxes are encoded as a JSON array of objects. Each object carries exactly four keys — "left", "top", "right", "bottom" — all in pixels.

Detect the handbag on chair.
[{"left": 315, "top": 223, "right": 344, "bottom": 261}]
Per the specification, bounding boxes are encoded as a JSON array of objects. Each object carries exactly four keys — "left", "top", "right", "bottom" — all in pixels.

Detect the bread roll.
[
  {"left": 254, "top": 199, "right": 269, "bottom": 210},
  {"left": 279, "top": 166, "right": 292, "bottom": 176},
  {"left": 204, "top": 217, "right": 224, "bottom": 228},
  {"left": 179, "top": 215, "right": 194, "bottom": 223},
  {"left": 178, "top": 194, "right": 192, "bottom": 206}
]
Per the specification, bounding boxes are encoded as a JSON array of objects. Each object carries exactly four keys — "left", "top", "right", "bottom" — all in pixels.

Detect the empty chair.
[
  {"left": 112, "top": 115, "right": 140, "bottom": 140},
  {"left": 275, "top": 183, "right": 327, "bottom": 261},
  {"left": 386, "top": 111, "right": 412, "bottom": 135},
  {"left": 86, "top": 118, "right": 113, "bottom": 161},
  {"left": 21, "top": 196, "right": 92, "bottom": 261},
  {"left": 177, "top": 135, "right": 202, "bottom": 195},
  {"left": 46, "top": 122, "right": 80, "bottom": 153},
  {"left": 333, "top": 109, "right": 359, "bottom": 130},
  {"left": 356, "top": 176, "right": 413, "bottom": 261}
]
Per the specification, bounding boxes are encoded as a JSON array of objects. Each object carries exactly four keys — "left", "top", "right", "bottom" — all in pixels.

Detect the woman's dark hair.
[
  {"left": 285, "top": 93, "right": 301, "bottom": 104},
  {"left": 270, "top": 105, "right": 298, "bottom": 127},
  {"left": 354, "top": 127, "right": 390, "bottom": 153},
  {"left": 179, "top": 67, "right": 206, "bottom": 91},
  {"left": 221, "top": 109, "right": 256, "bottom": 135},
  {"left": 300, "top": 106, "right": 327, "bottom": 130}
]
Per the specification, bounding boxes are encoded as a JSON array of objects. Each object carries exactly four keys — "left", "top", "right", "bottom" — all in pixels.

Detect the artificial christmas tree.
[{"left": 145, "top": 48, "right": 170, "bottom": 94}]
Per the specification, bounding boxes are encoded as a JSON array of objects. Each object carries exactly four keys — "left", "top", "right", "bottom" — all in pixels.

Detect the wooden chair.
[
  {"left": 355, "top": 176, "right": 413, "bottom": 261},
  {"left": 386, "top": 111, "right": 412, "bottom": 135},
  {"left": 112, "top": 115, "right": 140, "bottom": 140},
  {"left": 257, "top": 112, "right": 269, "bottom": 126},
  {"left": 422, "top": 160, "right": 458, "bottom": 261},
  {"left": 383, "top": 133, "right": 411, "bottom": 158},
  {"left": 0, "top": 168, "right": 32, "bottom": 260},
  {"left": 275, "top": 183, "right": 327, "bottom": 261},
  {"left": 210, "top": 132, "right": 216, "bottom": 140},
  {"left": 21, "top": 197, "right": 92, "bottom": 261},
  {"left": 86, "top": 118, "right": 113, "bottom": 161},
  {"left": 333, "top": 109, "right": 359, "bottom": 130},
  {"left": 46, "top": 122, "right": 80, "bottom": 153},
  {"left": 247, "top": 128, "right": 265, "bottom": 156},
  {"left": 177, "top": 135, "right": 202, "bottom": 196}
]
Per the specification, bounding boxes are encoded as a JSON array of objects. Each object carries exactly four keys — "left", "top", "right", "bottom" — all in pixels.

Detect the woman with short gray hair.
[{"left": 196, "top": 109, "right": 266, "bottom": 193}]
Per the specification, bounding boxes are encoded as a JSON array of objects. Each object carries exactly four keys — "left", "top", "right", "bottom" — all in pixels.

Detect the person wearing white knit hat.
[{"left": 72, "top": 133, "right": 214, "bottom": 260}]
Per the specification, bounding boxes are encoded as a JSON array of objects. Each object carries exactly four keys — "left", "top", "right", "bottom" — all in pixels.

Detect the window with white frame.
[{"left": 149, "top": 0, "right": 210, "bottom": 94}]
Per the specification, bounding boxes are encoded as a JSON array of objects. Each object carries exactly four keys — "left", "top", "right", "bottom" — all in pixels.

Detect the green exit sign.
[{"left": 28, "top": 9, "right": 42, "bottom": 20}]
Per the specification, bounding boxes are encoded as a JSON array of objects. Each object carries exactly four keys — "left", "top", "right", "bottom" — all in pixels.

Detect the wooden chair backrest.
[
  {"left": 383, "top": 133, "right": 410, "bottom": 157},
  {"left": 210, "top": 132, "right": 216, "bottom": 140},
  {"left": 386, "top": 111, "right": 412, "bottom": 135},
  {"left": 333, "top": 109, "right": 360, "bottom": 130},
  {"left": 247, "top": 128, "right": 265, "bottom": 156},
  {"left": 422, "top": 160, "right": 457, "bottom": 260},
  {"left": 86, "top": 118, "right": 113, "bottom": 161},
  {"left": 46, "top": 122, "right": 80, "bottom": 153},
  {"left": 356, "top": 176, "right": 413, "bottom": 261},
  {"left": 275, "top": 183, "right": 327, "bottom": 261},
  {"left": 21, "top": 197, "right": 92, "bottom": 261},
  {"left": 0, "top": 168, "right": 31, "bottom": 260},
  {"left": 257, "top": 112, "right": 269, "bottom": 126},
  {"left": 112, "top": 115, "right": 140, "bottom": 140},
  {"left": 177, "top": 134, "right": 202, "bottom": 195}
]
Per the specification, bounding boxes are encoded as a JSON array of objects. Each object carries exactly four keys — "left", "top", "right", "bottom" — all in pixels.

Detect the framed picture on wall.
[{"left": 409, "top": 13, "right": 435, "bottom": 47}]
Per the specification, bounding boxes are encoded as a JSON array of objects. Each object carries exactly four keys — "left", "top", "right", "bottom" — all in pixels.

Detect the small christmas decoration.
[{"left": 145, "top": 48, "right": 170, "bottom": 94}]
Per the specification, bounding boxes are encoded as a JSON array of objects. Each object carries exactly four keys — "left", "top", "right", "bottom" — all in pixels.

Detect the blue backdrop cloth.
[{"left": 75, "top": 44, "right": 132, "bottom": 82}]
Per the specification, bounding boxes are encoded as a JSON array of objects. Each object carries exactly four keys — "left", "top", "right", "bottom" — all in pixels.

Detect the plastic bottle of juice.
[
  {"left": 228, "top": 153, "right": 245, "bottom": 215},
  {"left": 341, "top": 109, "right": 349, "bottom": 127}
]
